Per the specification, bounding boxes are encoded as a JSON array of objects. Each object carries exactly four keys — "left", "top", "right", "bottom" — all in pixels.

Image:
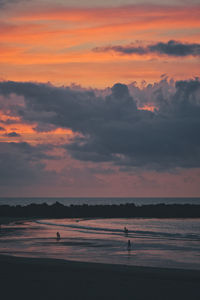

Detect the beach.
[
  {"left": 0, "top": 254, "right": 200, "bottom": 300},
  {"left": 1, "top": 216, "right": 200, "bottom": 270},
  {"left": 1, "top": 216, "right": 200, "bottom": 299}
]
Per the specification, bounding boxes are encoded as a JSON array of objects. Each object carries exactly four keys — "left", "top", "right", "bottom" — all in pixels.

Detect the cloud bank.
[{"left": 0, "top": 78, "right": 200, "bottom": 175}]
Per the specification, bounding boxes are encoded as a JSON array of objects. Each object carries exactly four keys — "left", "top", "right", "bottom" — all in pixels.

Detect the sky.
[{"left": 0, "top": 0, "right": 200, "bottom": 197}]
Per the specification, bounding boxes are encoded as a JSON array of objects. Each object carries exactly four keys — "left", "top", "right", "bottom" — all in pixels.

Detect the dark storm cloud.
[
  {"left": 0, "top": 79, "right": 200, "bottom": 170},
  {"left": 0, "top": 81, "right": 103, "bottom": 131},
  {"left": 0, "top": 142, "right": 58, "bottom": 186},
  {"left": 4, "top": 131, "right": 21, "bottom": 137},
  {"left": 94, "top": 40, "right": 200, "bottom": 57}
]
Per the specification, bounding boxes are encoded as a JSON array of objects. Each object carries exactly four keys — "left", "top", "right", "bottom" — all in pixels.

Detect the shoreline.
[{"left": 0, "top": 254, "right": 200, "bottom": 299}]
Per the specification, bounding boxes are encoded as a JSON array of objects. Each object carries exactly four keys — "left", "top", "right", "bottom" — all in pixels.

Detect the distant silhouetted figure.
[
  {"left": 127, "top": 240, "right": 131, "bottom": 250},
  {"left": 124, "top": 227, "right": 128, "bottom": 234},
  {"left": 56, "top": 232, "right": 61, "bottom": 240}
]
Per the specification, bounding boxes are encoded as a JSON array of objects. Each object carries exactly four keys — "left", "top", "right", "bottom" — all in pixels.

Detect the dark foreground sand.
[{"left": 0, "top": 255, "right": 200, "bottom": 300}]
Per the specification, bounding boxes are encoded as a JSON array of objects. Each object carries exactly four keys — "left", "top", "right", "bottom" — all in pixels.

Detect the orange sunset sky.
[
  {"left": 0, "top": 0, "right": 200, "bottom": 197},
  {"left": 1, "top": 1, "right": 200, "bottom": 86}
]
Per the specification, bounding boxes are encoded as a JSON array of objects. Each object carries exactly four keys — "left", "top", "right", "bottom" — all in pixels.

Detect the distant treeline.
[{"left": 0, "top": 202, "right": 200, "bottom": 218}]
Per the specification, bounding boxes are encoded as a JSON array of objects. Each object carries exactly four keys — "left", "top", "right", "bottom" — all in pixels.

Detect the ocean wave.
[{"left": 35, "top": 220, "right": 200, "bottom": 242}]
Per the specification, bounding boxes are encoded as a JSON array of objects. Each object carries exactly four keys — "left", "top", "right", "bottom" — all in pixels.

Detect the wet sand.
[
  {"left": 0, "top": 216, "right": 39, "bottom": 225},
  {"left": 0, "top": 254, "right": 199, "bottom": 300},
  {"left": 0, "top": 217, "right": 200, "bottom": 299}
]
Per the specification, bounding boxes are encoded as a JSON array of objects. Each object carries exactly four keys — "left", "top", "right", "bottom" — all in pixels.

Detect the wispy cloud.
[
  {"left": 4, "top": 131, "right": 21, "bottom": 137},
  {"left": 1, "top": 4, "right": 199, "bottom": 85},
  {"left": 94, "top": 40, "right": 200, "bottom": 57}
]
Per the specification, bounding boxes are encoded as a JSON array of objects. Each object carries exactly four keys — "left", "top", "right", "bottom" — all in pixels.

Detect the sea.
[
  {"left": 0, "top": 196, "right": 200, "bottom": 206},
  {"left": 0, "top": 197, "right": 200, "bottom": 270}
]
